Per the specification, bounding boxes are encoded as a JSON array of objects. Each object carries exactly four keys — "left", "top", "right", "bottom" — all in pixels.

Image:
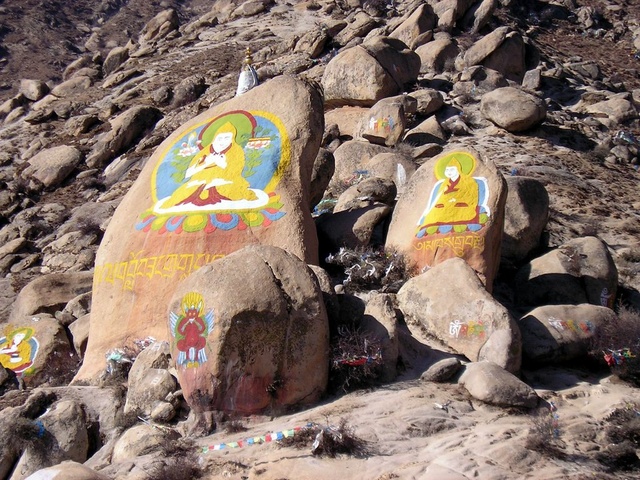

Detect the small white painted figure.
[
  {"left": 236, "top": 47, "right": 259, "bottom": 96},
  {"left": 548, "top": 317, "right": 564, "bottom": 331}
]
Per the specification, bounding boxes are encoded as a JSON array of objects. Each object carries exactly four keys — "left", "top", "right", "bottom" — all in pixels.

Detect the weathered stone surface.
[
  {"left": 333, "top": 11, "right": 378, "bottom": 46},
  {"left": 481, "top": 87, "right": 546, "bottom": 132},
  {"left": 124, "top": 341, "right": 177, "bottom": 416},
  {"left": 68, "top": 314, "right": 90, "bottom": 358},
  {"left": 519, "top": 304, "right": 617, "bottom": 365},
  {"left": 171, "top": 74, "right": 206, "bottom": 107},
  {"left": 477, "top": 31, "right": 527, "bottom": 82},
  {"left": 78, "top": 76, "right": 324, "bottom": 380},
  {"left": 86, "top": 105, "right": 163, "bottom": 168},
  {"left": 386, "top": 148, "right": 507, "bottom": 290},
  {"left": 19, "top": 79, "right": 50, "bottom": 102},
  {"left": 0, "top": 316, "right": 78, "bottom": 387},
  {"left": 334, "top": 177, "right": 397, "bottom": 213},
  {"left": 584, "top": 96, "right": 638, "bottom": 125},
  {"left": 409, "top": 88, "right": 444, "bottom": 116},
  {"left": 366, "top": 152, "right": 417, "bottom": 194},
  {"left": 465, "top": 0, "right": 498, "bottom": 33},
  {"left": 102, "top": 46, "right": 129, "bottom": 77},
  {"left": 50, "top": 76, "right": 92, "bottom": 98},
  {"left": 22, "top": 145, "right": 83, "bottom": 189},
  {"left": 362, "top": 293, "right": 399, "bottom": 382},
  {"left": 502, "top": 176, "right": 549, "bottom": 264},
  {"left": 310, "top": 148, "right": 335, "bottom": 209},
  {"left": 324, "top": 106, "right": 369, "bottom": 137},
  {"left": 323, "top": 37, "right": 420, "bottom": 107},
  {"left": 398, "top": 258, "right": 521, "bottom": 372},
  {"left": 112, "top": 424, "right": 179, "bottom": 463},
  {"left": 452, "top": 66, "right": 509, "bottom": 101},
  {"left": 515, "top": 236, "right": 618, "bottom": 309},
  {"left": 415, "top": 34, "right": 459, "bottom": 73},
  {"left": 294, "top": 27, "right": 329, "bottom": 58},
  {"left": 403, "top": 116, "right": 446, "bottom": 145},
  {"left": 460, "top": 26, "right": 509, "bottom": 69},
  {"left": 329, "top": 140, "right": 392, "bottom": 194},
  {"left": 167, "top": 245, "right": 329, "bottom": 414},
  {"left": 141, "top": 9, "right": 179, "bottom": 43},
  {"left": 9, "top": 272, "right": 93, "bottom": 322},
  {"left": 389, "top": 4, "right": 436, "bottom": 50},
  {"left": 317, "top": 204, "right": 392, "bottom": 250},
  {"left": 24, "top": 462, "right": 110, "bottom": 480},
  {"left": 421, "top": 357, "right": 462, "bottom": 383},
  {"left": 459, "top": 361, "right": 538, "bottom": 408}
]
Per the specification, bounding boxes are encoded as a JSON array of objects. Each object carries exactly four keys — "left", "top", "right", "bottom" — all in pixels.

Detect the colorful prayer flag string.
[{"left": 200, "top": 424, "right": 311, "bottom": 453}]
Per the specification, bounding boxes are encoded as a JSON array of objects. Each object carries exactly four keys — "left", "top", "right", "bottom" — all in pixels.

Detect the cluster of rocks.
[{"left": 0, "top": 0, "right": 639, "bottom": 478}]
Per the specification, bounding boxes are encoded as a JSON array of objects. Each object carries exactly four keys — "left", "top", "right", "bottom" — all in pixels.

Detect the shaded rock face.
[
  {"left": 480, "top": 87, "right": 546, "bottom": 132},
  {"left": 386, "top": 148, "right": 507, "bottom": 290},
  {"left": 398, "top": 258, "right": 522, "bottom": 373},
  {"left": 459, "top": 361, "right": 538, "bottom": 408},
  {"left": 519, "top": 304, "right": 617, "bottom": 365},
  {"left": 167, "top": 245, "right": 329, "bottom": 415},
  {"left": 77, "top": 76, "right": 324, "bottom": 380},
  {"left": 515, "top": 236, "right": 618, "bottom": 309}
]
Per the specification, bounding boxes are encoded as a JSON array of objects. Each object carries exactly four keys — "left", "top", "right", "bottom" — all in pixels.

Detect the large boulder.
[
  {"left": 502, "top": 176, "right": 549, "bottom": 264},
  {"left": 77, "top": 76, "right": 324, "bottom": 380},
  {"left": 25, "top": 462, "right": 109, "bottom": 480},
  {"left": 389, "top": 4, "right": 437, "bottom": 50},
  {"left": 519, "top": 304, "right": 617, "bottom": 365},
  {"left": 167, "top": 245, "right": 329, "bottom": 414},
  {"left": 398, "top": 258, "right": 522, "bottom": 373},
  {"left": 480, "top": 87, "right": 546, "bottom": 132},
  {"left": 386, "top": 148, "right": 507, "bottom": 290},
  {"left": 515, "top": 236, "right": 618, "bottom": 309},
  {"left": 323, "top": 37, "right": 420, "bottom": 107}
]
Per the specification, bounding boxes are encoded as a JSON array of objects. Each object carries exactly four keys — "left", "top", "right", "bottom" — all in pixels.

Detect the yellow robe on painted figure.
[
  {"left": 0, "top": 331, "right": 33, "bottom": 371},
  {"left": 419, "top": 159, "right": 479, "bottom": 228},
  {"left": 160, "top": 122, "right": 257, "bottom": 209}
]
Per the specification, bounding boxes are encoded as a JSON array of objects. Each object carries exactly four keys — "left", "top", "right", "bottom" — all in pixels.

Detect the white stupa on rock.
[{"left": 235, "top": 47, "right": 259, "bottom": 97}]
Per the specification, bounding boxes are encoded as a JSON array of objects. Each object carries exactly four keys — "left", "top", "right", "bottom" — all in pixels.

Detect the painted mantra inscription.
[
  {"left": 414, "top": 234, "right": 485, "bottom": 256},
  {"left": 94, "top": 251, "right": 225, "bottom": 291}
]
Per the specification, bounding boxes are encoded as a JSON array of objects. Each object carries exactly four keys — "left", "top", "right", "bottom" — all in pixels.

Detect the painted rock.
[
  {"left": 76, "top": 76, "right": 323, "bottom": 380},
  {"left": 167, "top": 245, "right": 329, "bottom": 415},
  {"left": 0, "top": 316, "right": 78, "bottom": 387},
  {"left": 519, "top": 304, "right": 617, "bottom": 365},
  {"left": 385, "top": 148, "right": 507, "bottom": 291},
  {"left": 398, "top": 257, "right": 521, "bottom": 373}
]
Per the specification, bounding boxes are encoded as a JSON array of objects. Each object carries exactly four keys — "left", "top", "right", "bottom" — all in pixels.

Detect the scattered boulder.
[
  {"left": 361, "top": 293, "right": 399, "bottom": 382},
  {"left": 102, "top": 46, "right": 130, "bottom": 77},
  {"left": 68, "top": 314, "right": 90, "bottom": 358},
  {"left": 366, "top": 152, "right": 417, "bottom": 193},
  {"left": 124, "top": 341, "right": 177, "bottom": 416},
  {"left": 50, "top": 76, "right": 92, "bottom": 98},
  {"left": 334, "top": 176, "right": 397, "bottom": 212},
  {"left": 408, "top": 88, "right": 444, "bottom": 116},
  {"left": 329, "top": 140, "right": 391, "bottom": 194},
  {"left": 333, "top": 11, "right": 378, "bottom": 46},
  {"left": 502, "top": 176, "right": 549, "bottom": 264},
  {"left": 584, "top": 96, "right": 638, "bottom": 126},
  {"left": 323, "top": 37, "right": 420, "bottom": 107},
  {"left": 518, "top": 304, "right": 617, "bottom": 365},
  {"left": 356, "top": 98, "right": 406, "bottom": 146},
  {"left": 22, "top": 146, "right": 83, "bottom": 190},
  {"left": 111, "top": 424, "right": 179, "bottom": 463},
  {"left": 389, "top": 4, "right": 436, "bottom": 50},
  {"left": 386, "top": 148, "right": 508, "bottom": 290},
  {"left": 515, "top": 236, "right": 618, "bottom": 309},
  {"left": 398, "top": 258, "right": 522, "bottom": 372},
  {"left": 167, "top": 245, "right": 329, "bottom": 414},
  {"left": 171, "top": 74, "right": 207, "bottom": 107},
  {"left": 480, "top": 87, "right": 546, "bottom": 132},
  {"left": 458, "top": 361, "right": 538, "bottom": 408},
  {"left": 86, "top": 105, "right": 163, "bottom": 168},
  {"left": 415, "top": 33, "right": 460, "bottom": 73},
  {"left": 403, "top": 116, "right": 447, "bottom": 145},
  {"left": 140, "top": 8, "right": 180, "bottom": 43},
  {"left": 77, "top": 76, "right": 324, "bottom": 381},
  {"left": 19, "top": 79, "right": 49, "bottom": 102},
  {"left": 421, "top": 357, "right": 462, "bottom": 383},
  {"left": 317, "top": 203, "right": 392, "bottom": 250}
]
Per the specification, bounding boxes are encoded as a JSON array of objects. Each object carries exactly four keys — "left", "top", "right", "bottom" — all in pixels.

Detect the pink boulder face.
[
  {"left": 385, "top": 148, "right": 507, "bottom": 291},
  {"left": 76, "top": 76, "right": 324, "bottom": 380}
]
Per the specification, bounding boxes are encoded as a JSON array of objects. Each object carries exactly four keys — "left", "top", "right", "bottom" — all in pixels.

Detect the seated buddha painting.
[
  {"left": 137, "top": 110, "right": 290, "bottom": 234},
  {"left": 415, "top": 151, "right": 490, "bottom": 238}
]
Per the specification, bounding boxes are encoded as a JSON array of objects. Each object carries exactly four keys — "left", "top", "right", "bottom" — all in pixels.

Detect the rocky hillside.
[{"left": 0, "top": 0, "right": 639, "bottom": 479}]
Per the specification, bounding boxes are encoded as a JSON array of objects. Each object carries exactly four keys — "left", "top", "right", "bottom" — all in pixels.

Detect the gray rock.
[
  {"left": 459, "top": 361, "right": 538, "bottom": 408},
  {"left": 408, "top": 88, "right": 444, "bottom": 116},
  {"left": 19, "top": 79, "right": 50, "bottom": 102},
  {"left": 50, "top": 76, "right": 92, "bottom": 98},
  {"left": 334, "top": 177, "right": 397, "bottom": 212},
  {"left": 140, "top": 9, "right": 180, "bottom": 43},
  {"left": 421, "top": 357, "right": 462, "bottom": 383},
  {"left": 416, "top": 34, "right": 460, "bottom": 73},
  {"left": 389, "top": 4, "right": 436, "bottom": 50},
  {"left": 480, "top": 87, "right": 546, "bottom": 132},
  {"left": 316, "top": 203, "right": 392, "bottom": 250},
  {"left": 86, "top": 106, "right": 163, "bottom": 168},
  {"left": 22, "top": 146, "right": 83, "bottom": 189},
  {"left": 502, "top": 176, "right": 549, "bottom": 264},
  {"left": 68, "top": 314, "right": 91, "bottom": 359},
  {"left": 111, "top": 425, "right": 179, "bottom": 463},
  {"left": 171, "top": 74, "right": 206, "bottom": 107},
  {"left": 102, "top": 46, "right": 130, "bottom": 77},
  {"left": 515, "top": 236, "right": 618, "bottom": 309}
]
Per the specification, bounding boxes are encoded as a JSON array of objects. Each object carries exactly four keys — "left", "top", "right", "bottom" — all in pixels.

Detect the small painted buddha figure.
[
  {"left": 0, "top": 327, "right": 35, "bottom": 373},
  {"left": 418, "top": 156, "right": 479, "bottom": 229},
  {"left": 159, "top": 121, "right": 257, "bottom": 209}
]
